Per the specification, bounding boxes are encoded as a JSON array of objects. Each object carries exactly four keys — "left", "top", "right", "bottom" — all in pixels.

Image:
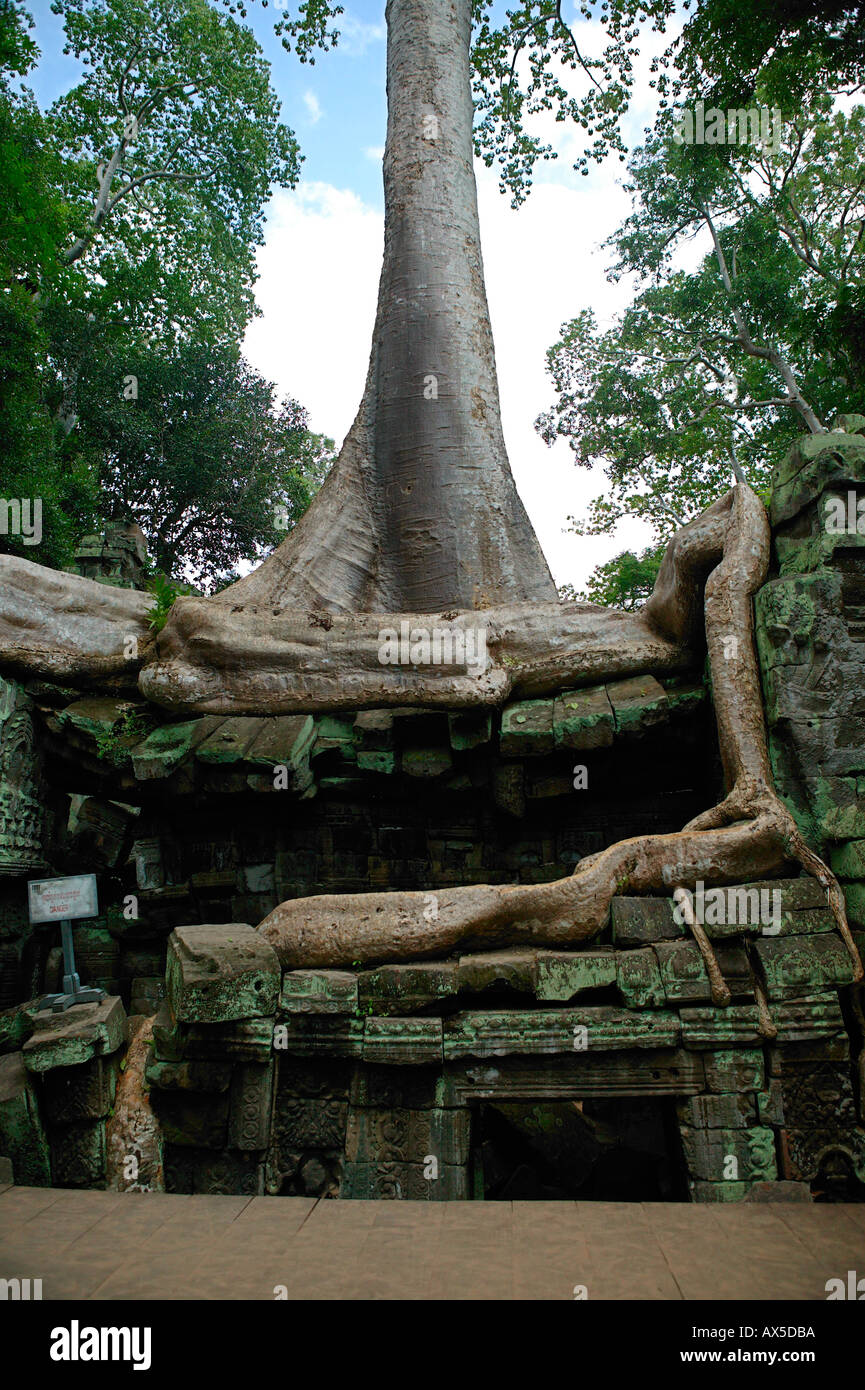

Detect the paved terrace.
[{"left": 1, "top": 1185, "right": 864, "bottom": 1299}]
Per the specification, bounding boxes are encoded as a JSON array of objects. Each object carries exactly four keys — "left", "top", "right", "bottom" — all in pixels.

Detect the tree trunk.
[{"left": 221, "top": 0, "right": 556, "bottom": 615}]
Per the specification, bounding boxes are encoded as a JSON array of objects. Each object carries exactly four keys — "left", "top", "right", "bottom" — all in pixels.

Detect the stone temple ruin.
[
  {"left": 1, "top": 0, "right": 864, "bottom": 1213},
  {"left": 2, "top": 428, "right": 865, "bottom": 1204}
]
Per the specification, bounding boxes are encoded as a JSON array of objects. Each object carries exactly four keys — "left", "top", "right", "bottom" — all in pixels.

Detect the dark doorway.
[
  {"left": 471, "top": 1097, "right": 689, "bottom": 1201},
  {"left": 810, "top": 1150, "right": 865, "bottom": 1203}
]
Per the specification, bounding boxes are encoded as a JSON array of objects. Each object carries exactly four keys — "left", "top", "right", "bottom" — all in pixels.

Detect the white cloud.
[
  {"left": 245, "top": 159, "right": 654, "bottom": 593},
  {"left": 365, "top": 145, "right": 385, "bottom": 162},
  {"left": 336, "top": 12, "right": 387, "bottom": 56},
  {"left": 302, "top": 90, "right": 323, "bottom": 125},
  {"left": 244, "top": 182, "right": 382, "bottom": 444},
  {"left": 475, "top": 160, "right": 653, "bottom": 590}
]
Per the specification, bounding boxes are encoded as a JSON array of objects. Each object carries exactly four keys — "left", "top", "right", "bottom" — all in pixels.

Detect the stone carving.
[{"left": 0, "top": 675, "right": 45, "bottom": 876}]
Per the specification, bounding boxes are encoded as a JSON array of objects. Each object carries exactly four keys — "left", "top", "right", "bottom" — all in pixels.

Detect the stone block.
[
  {"left": 679, "top": 1005, "right": 764, "bottom": 1049},
  {"left": 228, "top": 1062, "right": 274, "bottom": 1150},
  {"left": 41, "top": 1055, "right": 116, "bottom": 1124},
  {"left": 129, "top": 977, "right": 165, "bottom": 1016},
  {"left": 492, "top": 763, "right": 525, "bottom": 817},
  {"left": 440, "top": 1048, "right": 705, "bottom": 1104},
  {"left": 777, "top": 1057, "right": 857, "bottom": 1135},
  {"left": 195, "top": 717, "right": 265, "bottom": 764},
  {"left": 754, "top": 933, "right": 857, "bottom": 999},
  {"left": 0, "top": 1052, "right": 50, "bottom": 1184},
  {"left": 402, "top": 746, "right": 452, "bottom": 779},
  {"left": 784, "top": 1125, "right": 865, "bottom": 1183},
  {"left": 770, "top": 431, "right": 865, "bottom": 526},
  {"left": 843, "top": 881, "right": 865, "bottom": 927},
  {"left": 756, "top": 1080, "right": 785, "bottom": 1126},
  {"left": 50, "top": 1120, "right": 107, "bottom": 1188},
  {"left": 357, "top": 962, "right": 456, "bottom": 1015},
  {"left": 607, "top": 674, "right": 669, "bottom": 734},
  {"left": 242, "top": 863, "right": 276, "bottom": 895},
  {"left": 154, "top": 1001, "right": 275, "bottom": 1063},
  {"left": 144, "top": 1058, "right": 233, "bottom": 1093},
  {"left": 769, "top": 877, "right": 836, "bottom": 911},
  {"left": 447, "top": 710, "right": 492, "bottom": 751},
  {"left": 703, "top": 1048, "right": 765, "bottom": 1094},
  {"left": 341, "top": 1159, "right": 468, "bottom": 1200},
  {"left": 281, "top": 970, "right": 359, "bottom": 1015},
  {"left": 65, "top": 795, "right": 131, "bottom": 869},
  {"left": 275, "top": 1015, "right": 364, "bottom": 1058},
  {"left": 524, "top": 772, "right": 573, "bottom": 799},
  {"left": 443, "top": 1006, "right": 679, "bottom": 1060},
  {"left": 774, "top": 1034, "right": 849, "bottom": 1067},
  {"left": 653, "top": 941, "right": 712, "bottom": 1003},
  {"left": 353, "top": 710, "right": 395, "bottom": 748},
  {"left": 346, "top": 1106, "right": 470, "bottom": 1166},
  {"left": 152, "top": 1090, "right": 229, "bottom": 1149},
  {"left": 273, "top": 1096, "right": 347, "bottom": 1151},
  {"left": 276, "top": 1056, "right": 351, "bottom": 1099},
  {"left": 164, "top": 1145, "right": 260, "bottom": 1196},
  {"left": 166, "top": 924, "right": 279, "bottom": 1023},
  {"left": 679, "top": 1125, "right": 777, "bottom": 1182},
  {"left": 611, "top": 897, "right": 684, "bottom": 947},
  {"left": 348, "top": 1065, "right": 442, "bottom": 1109},
  {"left": 499, "top": 700, "right": 554, "bottom": 755},
  {"left": 773, "top": 992, "right": 845, "bottom": 1041},
  {"left": 657, "top": 940, "right": 752, "bottom": 1003},
  {"left": 356, "top": 749, "right": 397, "bottom": 775},
  {"left": 688, "top": 1180, "right": 776, "bottom": 1203},
  {"left": 0, "top": 1001, "right": 35, "bottom": 1055},
  {"left": 131, "top": 719, "right": 218, "bottom": 780},
  {"left": 456, "top": 950, "right": 537, "bottom": 996},
  {"left": 363, "top": 1017, "right": 443, "bottom": 1065},
  {"left": 536, "top": 949, "right": 616, "bottom": 1001},
  {"left": 23, "top": 997, "right": 126, "bottom": 1073},
  {"left": 245, "top": 714, "right": 316, "bottom": 775},
  {"left": 552, "top": 686, "right": 614, "bottom": 749},
  {"left": 831, "top": 839, "right": 865, "bottom": 879},
  {"left": 677, "top": 1093, "right": 756, "bottom": 1129},
  {"left": 747, "top": 1180, "right": 813, "bottom": 1201},
  {"left": 823, "top": 801, "right": 865, "bottom": 841},
  {"left": 616, "top": 947, "right": 666, "bottom": 1008}
]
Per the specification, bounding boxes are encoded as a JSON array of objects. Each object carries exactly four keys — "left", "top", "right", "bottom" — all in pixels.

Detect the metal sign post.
[{"left": 28, "top": 874, "right": 105, "bottom": 1013}]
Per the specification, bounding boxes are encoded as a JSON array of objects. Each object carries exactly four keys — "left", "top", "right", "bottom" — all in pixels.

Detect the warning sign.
[{"left": 28, "top": 875, "right": 99, "bottom": 924}]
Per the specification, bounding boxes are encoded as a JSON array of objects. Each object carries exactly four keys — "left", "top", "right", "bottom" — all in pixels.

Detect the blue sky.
[
  {"left": 25, "top": 0, "right": 390, "bottom": 203},
  {"left": 23, "top": 1, "right": 682, "bottom": 589}
]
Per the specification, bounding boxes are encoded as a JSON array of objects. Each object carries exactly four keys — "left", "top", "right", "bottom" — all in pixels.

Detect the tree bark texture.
[{"left": 213, "top": 0, "right": 557, "bottom": 616}]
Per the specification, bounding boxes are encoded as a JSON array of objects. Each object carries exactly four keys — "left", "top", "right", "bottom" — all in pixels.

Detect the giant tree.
[{"left": 1, "top": 0, "right": 862, "bottom": 983}]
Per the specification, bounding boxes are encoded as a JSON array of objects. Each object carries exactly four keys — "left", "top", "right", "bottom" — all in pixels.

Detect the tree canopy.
[
  {"left": 0, "top": 0, "right": 328, "bottom": 582},
  {"left": 540, "top": 63, "right": 864, "bottom": 600},
  {"left": 69, "top": 339, "right": 333, "bottom": 591}
]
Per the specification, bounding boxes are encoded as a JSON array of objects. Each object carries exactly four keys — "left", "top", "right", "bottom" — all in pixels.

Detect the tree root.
[
  {"left": 258, "top": 481, "right": 865, "bottom": 981},
  {"left": 673, "top": 887, "right": 731, "bottom": 1006},
  {"left": 105, "top": 1016, "right": 164, "bottom": 1192}
]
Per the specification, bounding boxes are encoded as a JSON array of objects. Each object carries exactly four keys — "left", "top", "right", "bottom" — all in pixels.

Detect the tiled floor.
[{"left": 1, "top": 1184, "right": 863, "bottom": 1300}]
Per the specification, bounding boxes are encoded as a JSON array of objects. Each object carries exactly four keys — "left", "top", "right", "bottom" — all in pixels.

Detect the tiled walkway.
[{"left": 1, "top": 1184, "right": 863, "bottom": 1300}]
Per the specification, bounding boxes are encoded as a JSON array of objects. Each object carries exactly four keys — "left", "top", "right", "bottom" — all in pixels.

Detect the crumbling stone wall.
[
  {"left": 756, "top": 423, "right": 865, "bottom": 1192},
  {"left": 0, "top": 671, "right": 714, "bottom": 1017},
  {"left": 2, "top": 437, "right": 865, "bottom": 1202}
]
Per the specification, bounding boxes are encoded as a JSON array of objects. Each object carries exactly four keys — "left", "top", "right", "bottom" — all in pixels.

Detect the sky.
[{"left": 25, "top": 0, "right": 685, "bottom": 591}]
